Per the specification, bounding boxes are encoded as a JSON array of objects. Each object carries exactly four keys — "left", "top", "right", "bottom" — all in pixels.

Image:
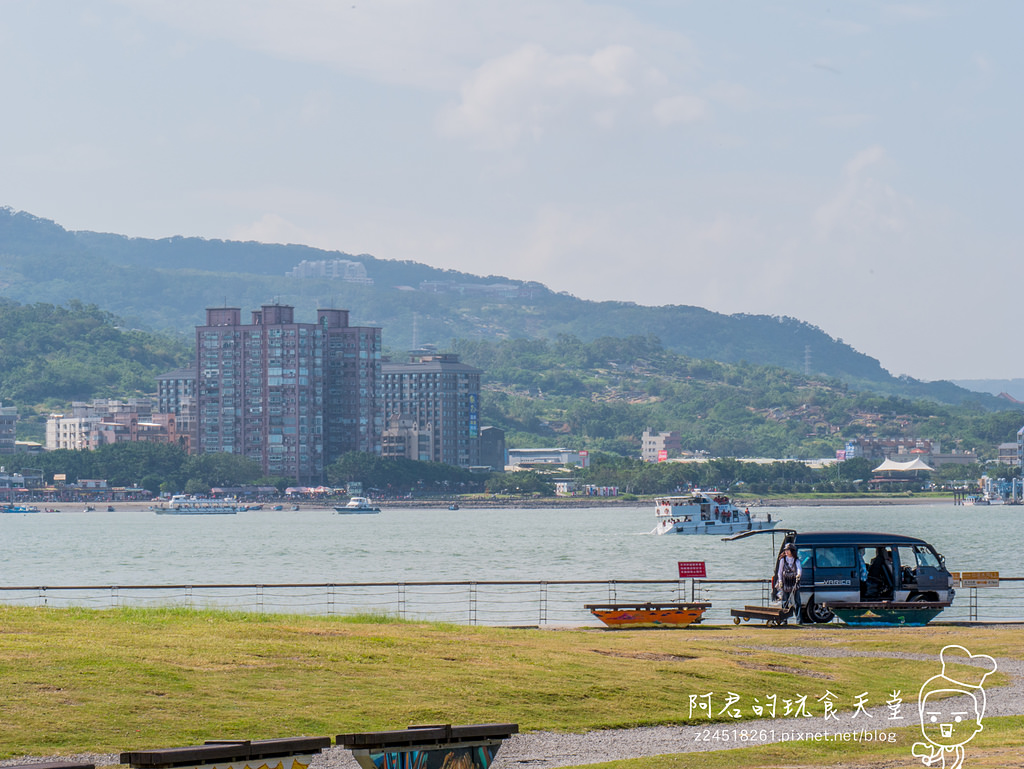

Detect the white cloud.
[
  {"left": 126, "top": 0, "right": 706, "bottom": 150},
  {"left": 124, "top": 0, "right": 694, "bottom": 91},
  {"left": 230, "top": 212, "right": 311, "bottom": 245},
  {"left": 436, "top": 44, "right": 654, "bottom": 148},
  {"left": 437, "top": 42, "right": 713, "bottom": 147},
  {"left": 814, "top": 146, "right": 907, "bottom": 239}
]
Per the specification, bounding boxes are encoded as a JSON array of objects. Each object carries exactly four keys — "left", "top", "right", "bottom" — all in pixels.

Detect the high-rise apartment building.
[
  {"left": 195, "top": 305, "right": 382, "bottom": 483},
  {"left": 0, "top": 401, "right": 17, "bottom": 454},
  {"left": 157, "top": 366, "right": 198, "bottom": 453},
  {"left": 382, "top": 349, "right": 481, "bottom": 467},
  {"left": 157, "top": 366, "right": 197, "bottom": 416}
]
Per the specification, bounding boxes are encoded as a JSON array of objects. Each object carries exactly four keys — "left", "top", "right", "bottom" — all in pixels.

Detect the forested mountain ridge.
[{"left": 0, "top": 206, "right": 991, "bottom": 407}]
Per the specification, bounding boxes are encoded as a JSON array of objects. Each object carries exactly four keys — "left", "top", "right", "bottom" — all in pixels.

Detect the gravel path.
[{"left": 5, "top": 647, "right": 1021, "bottom": 769}]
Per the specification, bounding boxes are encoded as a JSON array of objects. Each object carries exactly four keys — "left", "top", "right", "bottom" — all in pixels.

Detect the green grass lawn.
[{"left": 0, "top": 607, "right": 1021, "bottom": 765}]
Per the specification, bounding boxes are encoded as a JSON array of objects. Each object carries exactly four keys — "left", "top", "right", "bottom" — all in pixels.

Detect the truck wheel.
[{"left": 804, "top": 599, "right": 834, "bottom": 624}]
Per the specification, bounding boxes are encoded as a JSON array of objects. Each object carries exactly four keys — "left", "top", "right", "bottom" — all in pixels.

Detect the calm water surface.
[{"left": 0, "top": 502, "right": 1015, "bottom": 586}]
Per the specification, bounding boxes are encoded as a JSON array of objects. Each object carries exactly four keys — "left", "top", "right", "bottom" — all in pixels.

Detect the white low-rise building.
[{"left": 507, "top": 448, "right": 590, "bottom": 470}]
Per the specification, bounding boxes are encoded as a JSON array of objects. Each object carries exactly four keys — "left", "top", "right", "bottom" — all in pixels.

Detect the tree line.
[{"left": 1, "top": 442, "right": 1005, "bottom": 499}]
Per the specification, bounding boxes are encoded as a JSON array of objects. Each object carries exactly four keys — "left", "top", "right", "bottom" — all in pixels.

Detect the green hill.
[{"left": 452, "top": 335, "right": 1023, "bottom": 460}]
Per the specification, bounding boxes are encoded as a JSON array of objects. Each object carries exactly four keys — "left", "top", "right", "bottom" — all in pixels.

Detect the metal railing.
[{"left": 1, "top": 578, "right": 1022, "bottom": 625}]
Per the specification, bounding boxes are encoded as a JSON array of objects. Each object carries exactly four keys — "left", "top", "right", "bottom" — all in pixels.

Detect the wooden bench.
[
  {"left": 336, "top": 723, "right": 518, "bottom": 769},
  {"left": 120, "top": 737, "right": 331, "bottom": 769}
]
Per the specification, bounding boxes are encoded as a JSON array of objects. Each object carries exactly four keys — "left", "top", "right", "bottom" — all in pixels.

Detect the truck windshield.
[{"left": 914, "top": 547, "right": 942, "bottom": 569}]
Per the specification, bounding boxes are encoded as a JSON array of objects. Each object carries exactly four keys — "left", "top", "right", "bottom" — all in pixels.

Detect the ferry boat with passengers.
[
  {"left": 150, "top": 494, "right": 243, "bottom": 515},
  {"left": 652, "top": 490, "right": 778, "bottom": 535}
]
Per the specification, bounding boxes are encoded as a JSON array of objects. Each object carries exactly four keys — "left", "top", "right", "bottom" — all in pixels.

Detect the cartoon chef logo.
[{"left": 911, "top": 645, "right": 997, "bottom": 768}]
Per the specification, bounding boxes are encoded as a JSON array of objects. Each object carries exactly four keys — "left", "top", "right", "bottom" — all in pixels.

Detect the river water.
[{"left": 0, "top": 502, "right": 1012, "bottom": 586}]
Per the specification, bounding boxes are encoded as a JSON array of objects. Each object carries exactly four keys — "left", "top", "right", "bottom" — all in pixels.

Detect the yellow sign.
[
  {"left": 952, "top": 571, "right": 999, "bottom": 588},
  {"left": 53, "top": 473, "right": 66, "bottom": 481}
]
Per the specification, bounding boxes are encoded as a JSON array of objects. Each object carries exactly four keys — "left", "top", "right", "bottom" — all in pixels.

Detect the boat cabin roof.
[{"left": 658, "top": 490, "right": 730, "bottom": 501}]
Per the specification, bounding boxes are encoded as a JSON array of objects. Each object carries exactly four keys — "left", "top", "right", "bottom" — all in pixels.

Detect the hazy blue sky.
[{"left": 1, "top": 2, "right": 1020, "bottom": 381}]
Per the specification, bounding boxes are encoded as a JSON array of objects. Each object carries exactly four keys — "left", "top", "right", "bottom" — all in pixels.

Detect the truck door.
[
  {"left": 897, "top": 545, "right": 949, "bottom": 599},
  {"left": 865, "top": 546, "right": 896, "bottom": 599},
  {"left": 810, "top": 546, "right": 858, "bottom": 603}
]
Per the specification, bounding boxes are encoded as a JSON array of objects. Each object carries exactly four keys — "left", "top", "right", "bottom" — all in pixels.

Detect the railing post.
[
  {"left": 398, "top": 583, "right": 406, "bottom": 619},
  {"left": 469, "top": 582, "right": 477, "bottom": 625},
  {"left": 539, "top": 582, "right": 547, "bottom": 625}
]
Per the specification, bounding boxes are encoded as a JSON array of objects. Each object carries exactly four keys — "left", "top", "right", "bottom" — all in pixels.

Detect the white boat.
[
  {"left": 652, "top": 490, "right": 778, "bottom": 535},
  {"left": 151, "top": 494, "right": 242, "bottom": 515},
  {"left": 965, "top": 492, "right": 1003, "bottom": 506},
  {"left": 335, "top": 496, "right": 381, "bottom": 514}
]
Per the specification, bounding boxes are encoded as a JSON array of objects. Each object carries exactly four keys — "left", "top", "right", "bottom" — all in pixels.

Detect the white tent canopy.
[{"left": 873, "top": 457, "right": 935, "bottom": 473}]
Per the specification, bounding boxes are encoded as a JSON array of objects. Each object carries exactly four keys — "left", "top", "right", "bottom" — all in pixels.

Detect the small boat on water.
[
  {"left": 1, "top": 503, "right": 41, "bottom": 514},
  {"left": 335, "top": 496, "right": 381, "bottom": 514},
  {"left": 652, "top": 490, "right": 777, "bottom": 535},
  {"left": 150, "top": 494, "right": 242, "bottom": 515},
  {"left": 964, "top": 492, "right": 1003, "bottom": 506}
]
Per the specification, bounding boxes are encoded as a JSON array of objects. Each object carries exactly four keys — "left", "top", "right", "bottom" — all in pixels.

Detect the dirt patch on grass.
[
  {"left": 590, "top": 649, "right": 699, "bottom": 662},
  {"left": 733, "top": 660, "right": 835, "bottom": 679}
]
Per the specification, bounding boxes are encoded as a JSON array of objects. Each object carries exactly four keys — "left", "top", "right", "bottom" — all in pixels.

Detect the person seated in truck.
[{"left": 866, "top": 547, "right": 894, "bottom": 599}]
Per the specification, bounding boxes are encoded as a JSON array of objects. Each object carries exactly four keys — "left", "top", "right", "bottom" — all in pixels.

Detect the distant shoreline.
[
  {"left": 340, "top": 495, "right": 953, "bottom": 509},
  {"left": 16, "top": 494, "right": 955, "bottom": 513}
]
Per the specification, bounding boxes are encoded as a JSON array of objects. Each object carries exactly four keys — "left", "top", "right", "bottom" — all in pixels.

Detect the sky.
[{"left": 1, "top": 1, "right": 1021, "bottom": 382}]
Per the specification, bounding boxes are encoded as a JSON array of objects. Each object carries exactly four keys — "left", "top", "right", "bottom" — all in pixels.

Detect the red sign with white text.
[{"left": 678, "top": 561, "right": 707, "bottom": 578}]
